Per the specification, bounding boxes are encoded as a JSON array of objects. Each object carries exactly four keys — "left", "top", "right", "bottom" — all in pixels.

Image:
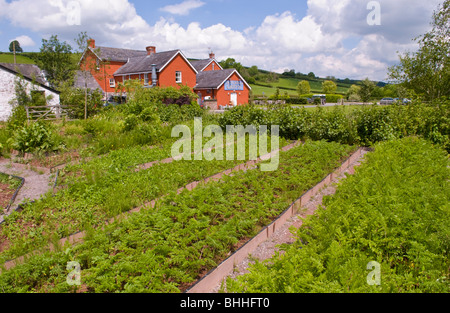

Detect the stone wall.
[{"left": 0, "top": 69, "right": 60, "bottom": 122}]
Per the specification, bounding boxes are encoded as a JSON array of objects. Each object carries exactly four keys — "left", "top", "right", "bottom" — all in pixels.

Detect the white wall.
[{"left": 0, "top": 69, "right": 60, "bottom": 122}]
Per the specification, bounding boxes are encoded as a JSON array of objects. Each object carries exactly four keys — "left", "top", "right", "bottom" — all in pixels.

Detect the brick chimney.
[
  {"left": 88, "top": 39, "right": 95, "bottom": 48},
  {"left": 146, "top": 46, "right": 156, "bottom": 56},
  {"left": 209, "top": 51, "right": 215, "bottom": 59}
]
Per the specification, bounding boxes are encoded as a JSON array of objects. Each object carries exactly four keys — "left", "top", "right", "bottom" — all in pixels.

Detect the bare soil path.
[{"left": 0, "top": 158, "right": 53, "bottom": 220}]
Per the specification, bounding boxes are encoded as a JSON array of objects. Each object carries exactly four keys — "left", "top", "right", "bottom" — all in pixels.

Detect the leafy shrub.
[
  {"left": 285, "top": 97, "right": 308, "bottom": 105},
  {"left": 139, "top": 107, "right": 160, "bottom": 123},
  {"left": 60, "top": 85, "right": 103, "bottom": 119},
  {"left": 326, "top": 94, "right": 344, "bottom": 103},
  {"left": 219, "top": 101, "right": 449, "bottom": 150},
  {"left": 11, "top": 122, "right": 61, "bottom": 154},
  {"left": 124, "top": 114, "right": 139, "bottom": 131},
  {"left": 6, "top": 105, "right": 27, "bottom": 131}
]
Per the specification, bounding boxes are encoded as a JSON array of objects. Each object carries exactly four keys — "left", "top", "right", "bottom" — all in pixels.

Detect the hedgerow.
[{"left": 218, "top": 100, "right": 450, "bottom": 150}]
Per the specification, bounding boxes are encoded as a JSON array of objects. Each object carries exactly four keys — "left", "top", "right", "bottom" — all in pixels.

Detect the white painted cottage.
[{"left": 0, "top": 63, "right": 60, "bottom": 121}]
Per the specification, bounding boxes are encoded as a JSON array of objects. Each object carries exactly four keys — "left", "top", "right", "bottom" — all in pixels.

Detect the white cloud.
[
  {"left": 307, "top": 0, "right": 440, "bottom": 42},
  {"left": 11, "top": 35, "right": 35, "bottom": 47},
  {"left": 0, "top": 0, "right": 443, "bottom": 81},
  {"left": 0, "top": 0, "right": 7, "bottom": 18},
  {"left": 160, "top": 0, "right": 205, "bottom": 16}
]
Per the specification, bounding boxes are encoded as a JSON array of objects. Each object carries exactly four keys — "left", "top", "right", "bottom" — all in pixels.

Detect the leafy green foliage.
[
  {"left": 322, "top": 80, "right": 337, "bottom": 94},
  {"left": 10, "top": 122, "right": 62, "bottom": 154},
  {"left": 226, "top": 137, "right": 449, "bottom": 293},
  {"left": 60, "top": 83, "right": 104, "bottom": 119},
  {"left": 6, "top": 105, "right": 27, "bottom": 132},
  {"left": 388, "top": 1, "right": 449, "bottom": 101},
  {"left": 35, "top": 35, "right": 75, "bottom": 87},
  {"left": 297, "top": 80, "right": 311, "bottom": 96},
  {"left": 218, "top": 101, "right": 450, "bottom": 151},
  {"left": 0, "top": 141, "right": 354, "bottom": 292}
]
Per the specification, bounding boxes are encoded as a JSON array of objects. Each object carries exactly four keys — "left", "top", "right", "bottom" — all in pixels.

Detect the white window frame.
[
  {"left": 144, "top": 73, "right": 149, "bottom": 85},
  {"left": 175, "top": 71, "right": 182, "bottom": 84},
  {"left": 109, "top": 78, "right": 115, "bottom": 88}
]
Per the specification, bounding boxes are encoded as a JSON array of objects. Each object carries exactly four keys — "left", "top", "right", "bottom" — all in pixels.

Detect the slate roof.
[
  {"left": 195, "top": 68, "right": 237, "bottom": 89},
  {"left": 73, "top": 70, "right": 103, "bottom": 92},
  {"left": 190, "top": 59, "right": 212, "bottom": 72},
  {"left": 93, "top": 46, "right": 148, "bottom": 62},
  {"left": 113, "top": 50, "right": 181, "bottom": 76},
  {"left": 0, "top": 62, "right": 48, "bottom": 86}
]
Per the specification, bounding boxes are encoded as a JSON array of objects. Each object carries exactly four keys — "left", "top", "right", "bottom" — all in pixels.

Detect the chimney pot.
[{"left": 146, "top": 46, "right": 156, "bottom": 55}]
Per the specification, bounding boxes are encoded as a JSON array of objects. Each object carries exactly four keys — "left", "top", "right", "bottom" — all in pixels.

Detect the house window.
[
  {"left": 175, "top": 71, "right": 182, "bottom": 83},
  {"left": 109, "top": 78, "right": 115, "bottom": 88},
  {"left": 144, "top": 73, "right": 149, "bottom": 85}
]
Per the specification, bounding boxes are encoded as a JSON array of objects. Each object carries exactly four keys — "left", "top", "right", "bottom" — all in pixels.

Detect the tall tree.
[
  {"left": 388, "top": 0, "right": 449, "bottom": 101},
  {"left": 35, "top": 35, "right": 75, "bottom": 87},
  {"left": 322, "top": 80, "right": 337, "bottom": 94},
  {"left": 9, "top": 40, "right": 23, "bottom": 53},
  {"left": 297, "top": 80, "right": 311, "bottom": 95},
  {"left": 358, "top": 78, "right": 376, "bottom": 103}
]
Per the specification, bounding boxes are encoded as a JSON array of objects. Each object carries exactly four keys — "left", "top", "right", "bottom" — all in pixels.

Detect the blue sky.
[{"left": 0, "top": 0, "right": 443, "bottom": 81}]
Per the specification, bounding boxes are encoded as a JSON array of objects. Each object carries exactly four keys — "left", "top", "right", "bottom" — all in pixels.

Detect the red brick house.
[
  {"left": 76, "top": 40, "right": 250, "bottom": 109},
  {"left": 194, "top": 68, "right": 251, "bottom": 109}
]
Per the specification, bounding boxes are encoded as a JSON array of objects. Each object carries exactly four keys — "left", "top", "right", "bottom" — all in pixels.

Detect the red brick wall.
[
  {"left": 158, "top": 54, "right": 197, "bottom": 89},
  {"left": 80, "top": 50, "right": 125, "bottom": 93},
  {"left": 215, "top": 72, "right": 249, "bottom": 108},
  {"left": 202, "top": 60, "right": 221, "bottom": 71}
]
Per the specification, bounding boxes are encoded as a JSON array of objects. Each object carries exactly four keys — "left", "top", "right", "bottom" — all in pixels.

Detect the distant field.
[
  {"left": 251, "top": 77, "right": 350, "bottom": 97},
  {"left": 0, "top": 53, "right": 35, "bottom": 64}
]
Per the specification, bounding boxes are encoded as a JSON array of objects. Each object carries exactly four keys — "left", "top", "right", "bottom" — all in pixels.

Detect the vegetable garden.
[
  {"left": 0, "top": 84, "right": 448, "bottom": 293},
  {"left": 225, "top": 137, "right": 449, "bottom": 293}
]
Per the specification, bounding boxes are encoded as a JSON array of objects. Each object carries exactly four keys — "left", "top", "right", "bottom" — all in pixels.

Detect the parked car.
[
  {"left": 308, "top": 94, "right": 326, "bottom": 105},
  {"left": 380, "top": 98, "right": 394, "bottom": 105},
  {"left": 393, "top": 98, "right": 412, "bottom": 105},
  {"left": 402, "top": 98, "right": 411, "bottom": 104}
]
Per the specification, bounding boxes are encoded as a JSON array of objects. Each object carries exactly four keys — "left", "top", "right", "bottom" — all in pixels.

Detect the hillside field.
[
  {"left": 0, "top": 53, "right": 35, "bottom": 64},
  {"left": 250, "top": 77, "right": 351, "bottom": 97}
]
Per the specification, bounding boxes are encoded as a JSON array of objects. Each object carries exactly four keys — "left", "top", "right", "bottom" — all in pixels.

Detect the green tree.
[
  {"left": 308, "top": 72, "right": 315, "bottom": 79},
  {"left": 388, "top": 0, "right": 449, "bottom": 101},
  {"left": 220, "top": 58, "right": 243, "bottom": 73},
  {"left": 248, "top": 65, "right": 259, "bottom": 77},
  {"left": 346, "top": 84, "right": 361, "bottom": 101},
  {"left": 35, "top": 35, "right": 75, "bottom": 87},
  {"left": 297, "top": 80, "right": 311, "bottom": 95},
  {"left": 9, "top": 40, "right": 23, "bottom": 53},
  {"left": 358, "top": 78, "right": 376, "bottom": 103},
  {"left": 322, "top": 80, "right": 337, "bottom": 93}
]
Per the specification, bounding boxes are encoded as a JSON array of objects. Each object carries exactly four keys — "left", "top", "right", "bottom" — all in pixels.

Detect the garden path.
[{"left": 0, "top": 158, "right": 52, "bottom": 221}]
